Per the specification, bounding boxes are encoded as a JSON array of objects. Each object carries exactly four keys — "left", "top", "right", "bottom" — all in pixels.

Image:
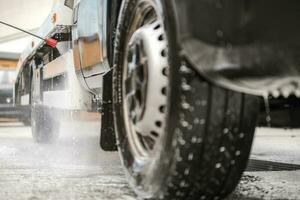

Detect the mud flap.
[
  {"left": 100, "top": 70, "right": 117, "bottom": 151},
  {"left": 173, "top": 0, "right": 300, "bottom": 96}
]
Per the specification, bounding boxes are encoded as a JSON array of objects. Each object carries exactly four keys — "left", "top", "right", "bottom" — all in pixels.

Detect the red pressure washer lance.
[{"left": 0, "top": 20, "right": 58, "bottom": 48}]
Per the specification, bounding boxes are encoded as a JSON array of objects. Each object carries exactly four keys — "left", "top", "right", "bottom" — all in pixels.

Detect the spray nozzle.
[{"left": 45, "top": 38, "right": 58, "bottom": 48}]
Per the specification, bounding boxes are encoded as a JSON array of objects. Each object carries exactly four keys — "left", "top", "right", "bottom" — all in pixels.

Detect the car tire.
[
  {"left": 30, "top": 73, "right": 59, "bottom": 144},
  {"left": 31, "top": 105, "right": 59, "bottom": 144},
  {"left": 113, "top": 0, "right": 260, "bottom": 199}
]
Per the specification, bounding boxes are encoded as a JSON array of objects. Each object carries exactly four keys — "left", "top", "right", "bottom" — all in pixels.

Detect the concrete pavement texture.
[
  {"left": 228, "top": 128, "right": 300, "bottom": 200},
  {"left": 0, "top": 122, "right": 298, "bottom": 200}
]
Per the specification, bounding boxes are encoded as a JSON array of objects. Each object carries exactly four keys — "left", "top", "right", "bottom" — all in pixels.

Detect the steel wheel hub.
[{"left": 123, "top": 7, "right": 169, "bottom": 164}]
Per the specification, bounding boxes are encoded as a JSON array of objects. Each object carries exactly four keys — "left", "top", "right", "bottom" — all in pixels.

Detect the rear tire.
[
  {"left": 31, "top": 105, "right": 59, "bottom": 144},
  {"left": 30, "top": 70, "right": 59, "bottom": 144},
  {"left": 113, "top": 0, "right": 259, "bottom": 199}
]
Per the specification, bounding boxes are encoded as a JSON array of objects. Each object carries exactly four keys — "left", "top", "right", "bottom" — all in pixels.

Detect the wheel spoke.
[
  {"left": 125, "top": 77, "right": 134, "bottom": 95},
  {"left": 143, "top": 136, "right": 155, "bottom": 150},
  {"left": 121, "top": 6, "right": 169, "bottom": 162}
]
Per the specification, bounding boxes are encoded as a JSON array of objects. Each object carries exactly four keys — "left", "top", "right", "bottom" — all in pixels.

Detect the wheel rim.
[{"left": 122, "top": 1, "right": 169, "bottom": 167}]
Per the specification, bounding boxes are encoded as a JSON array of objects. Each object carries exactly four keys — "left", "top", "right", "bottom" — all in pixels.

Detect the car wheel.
[
  {"left": 30, "top": 75, "right": 59, "bottom": 144},
  {"left": 31, "top": 105, "right": 59, "bottom": 144},
  {"left": 113, "top": 0, "right": 260, "bottom": 199}
]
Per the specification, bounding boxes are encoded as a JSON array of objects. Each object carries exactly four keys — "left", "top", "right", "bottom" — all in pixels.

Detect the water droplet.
[
  {"left": 223, "top": 128, "right": 229, "bottom": 134},
  {"left": 200, "top": 119, "right": 206, "bottom": 125},
  {"left": 194, "top": 118, "right": 200, "bottom": 124},
  {"left": 180, "top": 181, "right": 186, "bottom": 187},
  {"left": 177, "top": 156, "right": 183, "bottom": 162},
  {"left": 180, "top": 120, "right": 189, "bottom": 128},
  {"left": 201, "top": 100, "right": 207, "bottom": 106},
  {"left": 178, "top": 137, "right": 186, "bottom": 146},
  {"left": 181, "top": 82, "right": 191, "bottom": 91},
  {"left": 168, "top": 182, "right": 174, "bottom": 188},
  {"left": 188, "top": 153, "right": 194, "bottom": 161},
  {"left": 181, "top": 102, "right": 190, "bottom": 110},
  {"left": 215, "top": 163, "right": 222, "bottom": 169},
  {"left": 239, "top": 133, "right": 245, "bottom": 138},
  {"left": 191, "top": 137, "right": 197, "bottom": 143},
  {"left": 184, "top": 168, "right": 190, "bottom": 175},
  {"left": 219, "top": 147, "right": 226, "bottom": 152},
  {"left": 263, "top": 93, "right": 271, "bottom": 127},
  {"left": 180, "top": 65, "right": 192, "bottom": 74},
  {"left": 271, "top": 90, "right": 280, "bottom": 98},
  {"left": 216, "top": 30, "right": 224, "bottom": 37}
]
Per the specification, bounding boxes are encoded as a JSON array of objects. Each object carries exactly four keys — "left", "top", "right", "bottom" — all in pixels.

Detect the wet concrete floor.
[{"left": 0, "top": 122, "right": 298, "bottom": 200}]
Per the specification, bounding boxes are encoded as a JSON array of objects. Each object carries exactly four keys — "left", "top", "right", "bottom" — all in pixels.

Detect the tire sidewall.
[{"left": 113, "top": 0, "right": 179, "bottom": 197}]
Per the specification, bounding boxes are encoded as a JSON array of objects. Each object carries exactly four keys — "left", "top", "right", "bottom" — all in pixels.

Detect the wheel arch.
[{"left": 170, "top": 0, "right": 300, "bottom": 97}]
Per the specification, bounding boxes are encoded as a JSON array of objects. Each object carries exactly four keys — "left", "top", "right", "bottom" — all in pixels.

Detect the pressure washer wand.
[{"left": 0, "top": 20, "right": 58, "bottom": 48}]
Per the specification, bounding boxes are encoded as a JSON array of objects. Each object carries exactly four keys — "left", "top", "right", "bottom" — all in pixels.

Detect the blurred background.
[
  {"left": 0, "top": 0, "right": 53, "bottom": 54},
  {"left": 0, "top": 1, "right": 298, "bottom": 200},
  {"left": 0, "top": 0, "right": 53, "bottom": 122}
]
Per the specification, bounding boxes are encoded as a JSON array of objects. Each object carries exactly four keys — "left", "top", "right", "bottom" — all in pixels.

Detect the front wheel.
[{"left": 113, "top": 0, "right": 259, "bottom": 199}]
